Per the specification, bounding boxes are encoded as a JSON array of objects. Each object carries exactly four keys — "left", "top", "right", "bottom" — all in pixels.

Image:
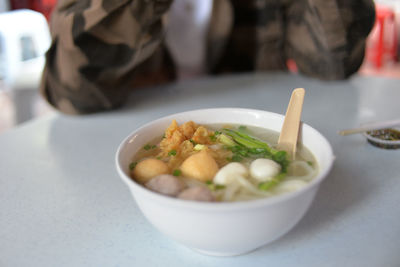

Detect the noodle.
[
  {"left": 223, "top": 183, "right": 241, "bottom": 201},
  {"left": 286, "top": 160, "right": 317, "bottom": 182}
]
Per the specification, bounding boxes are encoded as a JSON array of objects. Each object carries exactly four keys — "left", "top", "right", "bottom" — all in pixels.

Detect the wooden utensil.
[
  {"left": 338, "top": 119, "right": 400, "bottom": 136},
  {"left": 277, "top": 88, "right": 305, "bottom": 159}
]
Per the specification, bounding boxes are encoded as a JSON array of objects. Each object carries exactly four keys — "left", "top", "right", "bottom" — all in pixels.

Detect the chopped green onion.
[
  {"left": 172, "top": 169, "right": 181, "bottom": 176},
  {"left": 258, "top": 173, "right": 287, "bottom": 191},
  {"left": 231, "top": 154, "right": 243, "bottom": 162},
  {"left": 206, "top": 180, "right": 226, "bottom": 191},
  {"left": 143, "top": 144, "right": 152, "bottom": 150},
  {"left": 238, "top": 150, "right": 248, "bottom": 157},
  {"left": 168, "top": 149, "right": 177, "bottom": 156},
  {"left": 143, "top": 144, "right": 157, "bottom": 150},
  {"left": 129, "top": 162, "right": 137, "bottom": 170},
  {"left": 249, "top": 148, "right": 268, "bottom": 154}
]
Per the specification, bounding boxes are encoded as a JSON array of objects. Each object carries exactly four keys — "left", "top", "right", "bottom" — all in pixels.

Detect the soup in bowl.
[{"left": 115, "top": 108, "right": 334, "bottom": 256}]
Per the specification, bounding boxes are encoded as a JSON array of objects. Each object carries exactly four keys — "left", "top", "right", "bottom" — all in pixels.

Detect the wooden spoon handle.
[
  {"left": 338, "top": 119, "right": 400, "bottom": 136},
  {"left": 278, "top": 88, "right": 305, "bottom": 158}
]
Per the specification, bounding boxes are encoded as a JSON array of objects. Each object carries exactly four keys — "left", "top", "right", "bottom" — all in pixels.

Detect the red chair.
[
  {"left": 366, "top": 4, "right": 398, "bottom": 69},
  {"left": 9, "top": 0, "right": 57, "bottom": 21}
]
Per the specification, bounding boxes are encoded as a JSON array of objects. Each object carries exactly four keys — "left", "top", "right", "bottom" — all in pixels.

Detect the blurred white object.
[
  {"left": 165, "top": 0, "right": 213, "bottom": 79},
  {"left": 0, "top": 0, "right": 9, "bottom": 12},
  {"left": 0, "top": 9, "right": 51, "bottom": 124}
]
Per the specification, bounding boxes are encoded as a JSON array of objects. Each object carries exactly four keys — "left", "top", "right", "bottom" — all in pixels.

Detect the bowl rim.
[{"left": 115, "top": 108, "right": 335, "bottom": 211}]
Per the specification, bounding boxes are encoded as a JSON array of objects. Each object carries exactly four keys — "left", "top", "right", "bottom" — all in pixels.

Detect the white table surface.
[{"left": 1, "top": 73, "right": 399, "bottom": 267}]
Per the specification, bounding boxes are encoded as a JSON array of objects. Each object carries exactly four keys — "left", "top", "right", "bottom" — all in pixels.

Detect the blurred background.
[{"left": 0, "top": 0, "right": 399, "bottom": 134}]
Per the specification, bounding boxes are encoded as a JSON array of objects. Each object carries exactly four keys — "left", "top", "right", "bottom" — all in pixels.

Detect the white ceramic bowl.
[{"left": 116, "top": 108, "right": 334, "bottom": 256}]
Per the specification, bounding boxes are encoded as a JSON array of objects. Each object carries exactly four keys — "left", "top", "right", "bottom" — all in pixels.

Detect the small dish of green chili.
[{"left": 363, "top": 128, "right": 400, "bottom": 149}]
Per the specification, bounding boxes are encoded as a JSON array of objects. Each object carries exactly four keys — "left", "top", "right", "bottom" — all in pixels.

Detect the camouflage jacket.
[{"left": 41, "top": 0, "right": 375, "bottom": 114}]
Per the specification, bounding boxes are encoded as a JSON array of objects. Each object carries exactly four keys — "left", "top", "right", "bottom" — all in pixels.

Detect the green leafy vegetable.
[
  {"left": 217, "top": 133, "right": 236, "bottom": 147},
  {"left": 272, "top": 151, "right": 290, "bottom": 173},
  {"left": 238, "top": 125, "right": 247, "bottom": 131},
  {"left": 222, "top": 127, "right": 291, "bottom": 189},
  {"left": 223, "top": 128, "right": 277, "bottom": 154}
]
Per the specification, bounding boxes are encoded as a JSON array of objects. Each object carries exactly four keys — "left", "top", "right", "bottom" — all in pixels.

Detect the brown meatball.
[
  {"left": 178, "top": 186, "right": 215, "bottom": 202},
  {"left": 145, "top": 175, "right": 186, "bottom": 197}
]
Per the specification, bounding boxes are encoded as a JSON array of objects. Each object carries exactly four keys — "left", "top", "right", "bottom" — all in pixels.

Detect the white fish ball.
[
  {"left": 250, "top": 158, "right": 281, "bottom": 182},
  {"left": 214, "top": 162, "right": 248, "bottom": 185}
]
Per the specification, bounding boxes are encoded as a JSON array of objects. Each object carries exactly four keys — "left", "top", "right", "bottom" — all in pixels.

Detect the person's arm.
[
  {"left": 40, "top": 0, "right": 175, "bottom": 114},
  {"left": 285, "top": 0, "right": 375, "bottom": 80}
]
